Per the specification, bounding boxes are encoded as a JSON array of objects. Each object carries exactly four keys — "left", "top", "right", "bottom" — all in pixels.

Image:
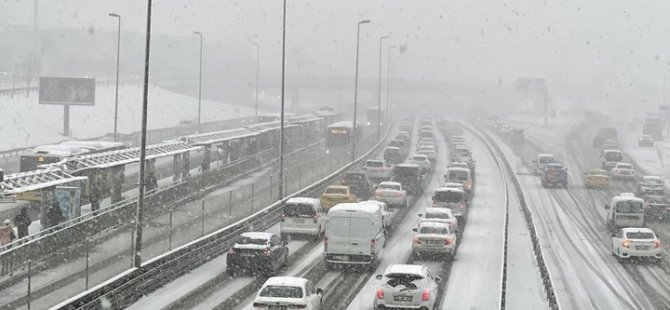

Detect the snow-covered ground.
[{"left": 0, "top": 83, "right": 259, "bottom": 151}]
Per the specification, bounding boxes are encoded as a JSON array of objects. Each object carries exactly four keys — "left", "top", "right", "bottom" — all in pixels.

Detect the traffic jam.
[{"left": 226, "top": 115, "right": 480, "bottom": 310}]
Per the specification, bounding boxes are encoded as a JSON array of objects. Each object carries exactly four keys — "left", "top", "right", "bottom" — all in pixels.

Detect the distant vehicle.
[
  {"left": 449, "top": 135, "right": 466, "bottom": 144},
  {"left": 340, "top": 172, "right": 371, "bottom": 200},
  {"left": 388, "top": 140, "right": 408, "bottom": 157},
  {"left": 391, "top": 164, "right": 424, "bottom": 196},
  {"left": 363, "top": 159, "right": 391, "bottom": 182},
  {"left": 373, "top": 264, "right": 441, "bottom": 310},
  {"left": 583, "top": 169, "right": 610, "bottom": 189},
  {"left": 638, "top": 135, "right": 654, "bottom": 147},
  {"left": 325, "top": 121, "right": 361, "bottom": 151},
  {"left": 593, "top": 127, "right": 618, "bottom": 148},
  {"left": 252, "top": 276, "right": 323, "bottom": 310},
  {"left": 366, "top": 107, "right": 385, "bottom": 127},
  {"left": 644, "top": 195, "right": 670, "bottom": 222},
  {"left": 384, "top": 147, "right": 404, "bottom": 165},
  {"left": 637, "top": 176, "right": 664, "bottom": 198},
  {"left": 324, "top": 203, "right": 386, "bottom": 270},
  {"left": 411, "top": 221, "right": 458, "bottom": 260},
  {"left": 417, "top": 146, "right": 437, "bottom": 162},
  {"left": 444, "top": 167, "right": 473, "bottom": 196},
  {"left": 533, "top": 153, "right": 556, "bottom": 175},
  {"left": 226, "top": 232, "right": 288, "bottom": 276},
  {"left": 418, "top": 208, "right": 459, "bottom": 232},
  {"left": 611, "top": 162, "right": 635, "bottom": 181},
  {"left": 541, "top": 163, "right": 568, "bottom": 188},
  {"left": 408, "top": 154, "right": 432, "bottom": 174},
  {"left": 432, "top": 187, "right": 467, "bottom": 218},
  {"left": 320, "top": 185, "right": 356, "bottom": 211},
  {"left": 395, "top": 132, "right": 411, "bottom": 145},
  {"left": 610, "top": 227, "right": 662, "bottom": 263},
  {"left": 373, "top": 181, "right": 409, "bottom": 208},
  {"left": 509, "top": 129, "right": 525, "bottom": 146},
  {"left": 281, "top": 197, "right": 325, "bottom": 240},
  {"left": 419, "top": 130, "right": 434, "bottom": 140},
  {"left": 605, "top": 193, "right": 645, "bottom": 230},
  {"left": 601, "top": 149, "right": 624, "bottom": 171}
]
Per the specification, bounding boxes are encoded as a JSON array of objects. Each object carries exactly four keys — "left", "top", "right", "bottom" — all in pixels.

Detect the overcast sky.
[{"left": 2, "top": 0, "right": 670, "bottom": 102}]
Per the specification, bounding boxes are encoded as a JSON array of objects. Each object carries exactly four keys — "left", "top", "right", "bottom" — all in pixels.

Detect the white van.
[
  {"left": 281, "top": 197, "right": 325, "bottom": 240},
  {"left": 324, "top": 203, "right": 385, "bottom": 270},
  {"left": 533, "top": 153, "right": 556, "bottom": 174}
]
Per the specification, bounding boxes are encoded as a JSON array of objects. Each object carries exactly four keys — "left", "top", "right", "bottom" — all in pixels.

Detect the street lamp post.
[
  {"left": 134, "top": 0, "right": 154, "bottom": 269},
  {"left": 279, "top": 0, "right": 287, "bottom": 200},
  {"left": 193, "top": 31, "right": 203, "bottom": 132},
  {"left": 108, "top": 13, "right": 121, "bottom": 142},
  {"left": 351, "top": 19, "right": 371, "bottom": 162},
  {"left": 377, "top": 35, "right": 390, "bottom": 141},
  {"left": 252, "top": 42, "right": 260, "bottom": 119},
  {"left": 386, "top": 45, "right": 397, "bottom": 127}
]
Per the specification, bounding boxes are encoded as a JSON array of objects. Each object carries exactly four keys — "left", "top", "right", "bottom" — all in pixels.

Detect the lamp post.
[
  {"left": 376, "top": 35, "right": 390, "bottom": 141},
  {"left": 193, "top": 31, "right": 203, "bottom": 132},
  {"left": 108, "top": 13, "right": 121, "bottom": 142},
  {"left": 252, "top": 42, "right": 260, "bottom": 119},
  {"left": 386, "top": 45, "right": 397, "bottom": 127},
  {"left": 351, "top": 19, "right": 371, "bottom": 162},
  {"left": 134, "top": 0, "right": 154, "bottom": 269},
  {"left": 279, "top": 0, "right": 287, "bottom": 200}
]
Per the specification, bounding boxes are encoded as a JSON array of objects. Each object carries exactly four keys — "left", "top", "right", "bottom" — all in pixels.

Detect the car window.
[
  {"left": 379, "top": 184, "right": 401, "bottom": 191},
  {"left": 325, "top": 187, "right": 348, "bottom": 195},
  {"left": 284, "top": 203, "right": 316, "bottom": 217},
  {"left": 419, "top": 225, "right": 449, "bottom": 234},
  {"left": 539, "top": 157, "right": 555, "bottom": 164},
  {"left": 238, "top": 237, "right": 268, "bottom": 245},
  {"left": 615, "top": 201, "right": 644, "bottom": 213},
  {"left": 604, "top": 152, "right": 623, "bottom": 161},
  {"left": 426, "top": 212, "right": 451, "bottom": 219},
  {"left": 366, "top": 161, "right": 383, "bottom": 167},
  {"left": 271, "top": 235, "right": 280, "bottom": 247},
  {"left": 626, "top": 232, "right": 655, "bottom": 239},
  {"left": 433, "top": 191, "right": 462, "bottom": 202},
  {"left": 447, "top": 171, "right": 468, "bottom": 182},
  {"left": 259, "top": 286, "right": 303, "bottom": 298}
]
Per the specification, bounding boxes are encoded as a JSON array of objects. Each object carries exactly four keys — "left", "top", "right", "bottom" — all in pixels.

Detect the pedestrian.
[
  {"left": 13, "top": 207, "right": 31, "bottom": 240},
  {"left": 0, "top": 220, "right": 16, "bottom": 249},
  {"left": 47, "top": 203, "right": 64, "bottom": 228}
]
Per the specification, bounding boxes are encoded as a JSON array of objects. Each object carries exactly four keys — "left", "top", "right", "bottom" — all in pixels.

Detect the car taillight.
[
  {"left": 445, "top": 238, "right": 453, "bottom": 245},
  {"left": 375, "top": 190, "right": 383, "bottom": 196},
  {"left": 395, "top": 192, "right": 402, "bottom": 197},
  {"left": 376, "top": 288, "right": 384, "bottom": 299},
  {"left": 281, "top": 213, "right": 286, "bottom": 222},
  {"left": 371, "top": 239, "right": 376, "bottom": 252},
  {"left": 263, "top": 248, "right": 270, "bottom": 256},
  {"left": 422, "top": 289, "right": 430, "bottom": 301},
  {"left": 413, "top": 236, "right": 422, "bottom": 244},
  {"left": 313, "top": 214, "right": 318, "bottom": 224},
  {"left": 227, "top": 248, "right": 236, "bottom": 254},
  {"left": 324, "top": 237, "right": 328, "bottom": 252},
  {"left": 655, "top": 239, "right": 661, "bottom": 249},
  {"left": 622, "top": 239, "right": 631, "bottom": 248}
]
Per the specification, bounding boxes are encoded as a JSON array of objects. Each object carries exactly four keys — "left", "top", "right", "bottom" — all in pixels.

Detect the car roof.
[
  {"left": 359, "top": 200, "right": 387, "bottom": 207},
  {"left": 241, "top": 232, "right": 273, "bottom": 240},
  {"left": 446, "top": 167, "right": 470, "bottom": 173},
  {"left": 603, "top": 149, "right": 622, "bottom": 153},
  {"left": 386, "top": 146, "right": 400, "bottom": 150},
  {"left": 418, "top": 221, "right": 451, "bottom": 229},
  {"left": 615, "top": 162, "right": 632, "bottom": 167},
  {"left": 538, "top": 153, "right": 555, "bottom": 157},
  {"left": 366, "top": 159, "right": 384, "bottom": 163},
  {"left": 643, "top": 175, "right": 661, "bottom": 180},
  {"left": 384, "top": 264, "right": 426, "bottom": 277},
  {"left": 411, "top": 154, "right": 428, "bottom": 159},
  {"left": 326, "top": 185, "right": 349, "bottom": 190},
  {"left": 264, "top": 276, "right": 308, "bottom": 287},
  {"left": 424, "top": 208, "right": 453, "bottom": 215},
  {"left": 443, "top": 182, "right": 464, "bottom": 187},
  {"left": 286, "top": 197, "right": 319, "bottom": 205},
  {"left": 379, "top": 181, "right": 402, "bottom": 187},
  {"left": 621, "top": 227, "right": 655, "bottom": 234},
  {"left": 588, "top": 169, "right": 607, "bottom": 174},
  {"left": 435, "top": 187, "right": 464, "bottom": 193},
  {"left": 329, "top": 202, "right": 380, "bottom": 214},
  {"left": 397, "top": 163, "right": 421, "bottom": 168}
]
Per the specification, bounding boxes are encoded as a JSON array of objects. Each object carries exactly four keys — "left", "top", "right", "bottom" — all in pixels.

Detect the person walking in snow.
[
  {"left": 13, "top": 207, "right": 31, "bottom": 240},
  {"left": 0, "top": 219, "right": 16, "bottom": 249}
]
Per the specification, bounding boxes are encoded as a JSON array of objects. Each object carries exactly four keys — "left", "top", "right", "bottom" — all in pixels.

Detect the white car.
[
  {"left": 373, "top": 181, "right": 408, "bottom": 207},
  {"left": 639, "top": 135, "right": 654, "bottom": 147},
  {"left": 411, "top": 221, "right": 458, "bottom": 260},
  {"left": 611, "top": 227, "right": 662, "bottom": 262},
  {"left": 374, "top": 264, "right": 441, "bottom": 310},
  {"left": 360, "top": 200, "right": 394, "bottom": 232},
  {"left": 418, "top": 208, "right": 459, "bottom": 232},
  {"left": 408, "top": 154, "right": 432, "bottom": 173},
  {"left": 417, "top": 147, "right": 437, "bottom": 161},
  {"left": 611, "top": 162, "right": 636, "bottom": 181},
  {"left": 252, "top": 276, "right": 323, "bottom": 309},
  {"left": 533, "top": 153, "right": 556, "bottom": 175},
  {"left": 281, "top": 197, "right": 325, "bottom": 240},
  {"left": 449, "top": 135, "right": 466, "bottom": 144},
  {"left": 363, "top": 159, "right": 391, "bottom": 181}
]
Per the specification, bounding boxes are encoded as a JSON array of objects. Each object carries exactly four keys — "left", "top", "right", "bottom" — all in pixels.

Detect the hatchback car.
[
  {"left": 281, "top": 197, "right": 325, "bottom": 240},
  {"left": 408, "top": 154, "right": 432, "bottom": 173},
  {"left": 252, "top": 276, "right": 323, "bottom": 310},
  {"left": 610, "top": 227, "right": 662, "bottom": 263},
  {"left": 227, "top": 232, "right": 289, "bottom": 276},
  {"left": 411, "top": 221, "right": 457, "bottom": 260},
  {"left": 374, "top": 264, "right": 441, "bottom": 310}
]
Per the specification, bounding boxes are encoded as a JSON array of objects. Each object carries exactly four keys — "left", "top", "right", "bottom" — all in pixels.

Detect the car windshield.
[
  {"left": 284, "top": 203, "right": 316, "bottom": 217},
  {"left": 448, "top": 171, "right": 468, "bottom": 182},
  {"left": 366, "top": 161, "right": 384, "bottom": 168},
  {"left": 411, "top": 156, "right": 426, "bottom": 161},
  {"left": 419, "top": 226, "right": 449, "bottom": 234},
  {"left": 604, "top": 152, "right": 623, "bottom": 161},
  {"left": 434, "top": 191, "right": 462, "bottom": 202},
  {"left": 379, "top": 184, "right": 401, "bottom": 191},
  {"left": 238, "top": 237, "right": 267, "bottom": 245},
  {"left": 426, "top": 212, "right": 451, "bottom": 220},
  {"left": 259, "top": 286, "right": 303, "bottom": 298},
  {"left": 625, "top": 232, "right": 655, "bottom": 240},
  {"left": 325, "top": 187, "right": 347, "bottom": 195},
  {"left": 394, "top": 167, "right": 419, "bottom": 177},
  {"left": 615, "top": 201, "right": 644, "bottom": 213},
  {"left": 617, "top": 164, "right": 632, "bottom": 169},
  {"left": 539, "top": 157, "right": 555, "bottom": 164}
]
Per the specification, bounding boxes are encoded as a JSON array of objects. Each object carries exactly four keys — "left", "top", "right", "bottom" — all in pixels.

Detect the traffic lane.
[
  {"left": 346, "top": 120, "right": 450, "bottom": 310},
  {"left": 518, "top": 174, "right": 655, "bottom": 310},
  {"left": 441, "top": 130, "right": 506, "bottom": 309}
]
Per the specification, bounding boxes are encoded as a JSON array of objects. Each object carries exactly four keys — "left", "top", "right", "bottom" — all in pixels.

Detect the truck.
[
  {"left": 324, "top": 203, "right": 386, "bottom": 270},
  {"left": 605, "top": 193, "right": 645, "bottom": 231}
]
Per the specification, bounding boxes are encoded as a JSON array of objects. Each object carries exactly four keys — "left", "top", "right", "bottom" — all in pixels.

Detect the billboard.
[{"left": 39, "top": 77, "right": 96, "bottom": 106}]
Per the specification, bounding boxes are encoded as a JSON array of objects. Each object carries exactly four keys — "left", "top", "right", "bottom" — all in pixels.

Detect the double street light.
[
  {"left": 193, "top": 31, "right": 204, "bottom": 132},
  {"left": 108, "top": 13, "right": 121, "bottom": 142},
  {"left": 351, "top": 19, "right": 371, "bottom": 162}
]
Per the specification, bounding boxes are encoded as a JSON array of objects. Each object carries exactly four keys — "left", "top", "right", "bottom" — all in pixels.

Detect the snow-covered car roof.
[
  {"left": 410, "top": 154, "right": 429, "bottom": 160},
  {"left": 385, "top": 146, "right": 400, "bottom": 150},
  {"left": 443, "top": 182, "right": 464, "bottom": 188},
  {"left": 384, "top": 264, "right": 426, "bottom": 277},
  {"left": 325, "top": 185, "right": 349, "bottom": 190},
  {"left": 446, "top": 167, "right": 470, "bottom": 173},
  {"left": 378, "top": 181, "right": 402, "bottom": 187},
  {"left": 418, "top": 220, "right": 451, "bottom": 229},
  {"left": 621, "top": 227, "right": 655, "bottom": 235},
  {"left": 359, "top": 200, "right": 388, "bottom": 208},
  {"left": 615, "top": 163, "right": 633, "bottom": 168},
  {"left": 263, "top": 276, "right": 308, "bottom": 287},
  {"left": 240, "top": 232, "right": 273, "bottom": 240},
  {"left": 424, "top": 208, "right": 453, "bottom": 215},
  {"left": 286, "top": 197, "right": 319, "bottom": 205},
  {"left": 435, "top": 187, "right": 464, "bottom": 193},
  {"left": 396, "top": 163, "right": 421, "bottom": 168},
  {"left": 642, "top": 176, "right": 662, "bottom": 181},
  {"left": 329, "top": 203, "right": 380, "bottom": 214}
]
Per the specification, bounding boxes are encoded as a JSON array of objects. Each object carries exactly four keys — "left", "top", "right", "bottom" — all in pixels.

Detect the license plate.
[
  {"left": 292, "top": 218, "right": 305, "bottom": 223},
  {"left": 240, "top": 252, "right": 255, "bottom": 257},
  {"left": 635, "top": 246, "right": 650, "bottom": 251},
  {"left": 269, "top": 306, "right": 287, "bottom": 310},
  {"left": 332, "top": 255, "right": 349, "bottom": 261},
  {"left": 394, "top": 295, "right": 413, "bottom": 302}
]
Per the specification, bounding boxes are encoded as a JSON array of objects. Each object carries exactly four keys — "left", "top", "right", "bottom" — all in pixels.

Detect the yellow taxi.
[
  {"left": 320, "top": 185, "right": 357, "bottom": 211},
  {"left": 583, "top": 169, "right": 610, "bottom": 189}
]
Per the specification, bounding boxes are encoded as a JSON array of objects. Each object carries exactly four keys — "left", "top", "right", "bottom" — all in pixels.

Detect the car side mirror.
[
  {"left": 375, "top": 274, "right": 383, "bottom": 280},
  {"left": 283, "top": 241, "right": 289, "bottom": 246},
  {"left": 317, "top": 288, "right": 324, "bottom": 295},
  {"left": 604, "top": 204, "right": 610, "bottom": 210},
  {"left": 412, "top": 228, "right": 418, "bottom": 232},
  {"left": 435, "top": 276, "right": 442, "bottom": 284}
]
